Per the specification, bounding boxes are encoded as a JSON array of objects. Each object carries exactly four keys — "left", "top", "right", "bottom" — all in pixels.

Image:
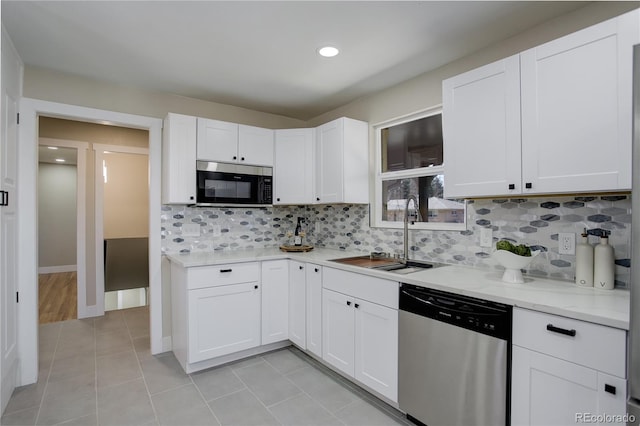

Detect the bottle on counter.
[
  {"left": 294, "top": 217, "right": 303, "bottom": 246},
  {"left": 593, "top": 235, "right": 615, "bottom": 290},
  {"left": 575, "top": 231, "right": 594, "bottom": 287}
]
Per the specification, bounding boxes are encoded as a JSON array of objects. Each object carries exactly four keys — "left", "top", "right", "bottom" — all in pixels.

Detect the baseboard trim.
[{"left": 38, "top": 265, "right": 77, "bottom": 274}]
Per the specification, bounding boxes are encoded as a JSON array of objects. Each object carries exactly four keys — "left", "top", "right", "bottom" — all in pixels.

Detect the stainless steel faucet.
[{"left": 403, "top": 195, "right": 420, "bottom": 264}]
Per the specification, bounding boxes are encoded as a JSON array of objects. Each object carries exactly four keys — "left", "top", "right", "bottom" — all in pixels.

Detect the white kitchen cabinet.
[
  {"left": 261, "top": 260, "right": 289, "bottom": 345},
  {"left": 511, "top": 308, "right": 627, "bottom": 426},
  {"left": 305, "top": 264, "right": 323, "bottom": 357},
  {"left": 443, "top": 9, "right": 639, "bottom": 198},
  {"left": 171, "top": 261, "right": 263, "bottom": 373},
  {"left": 442, "top": 56, "right": 521, "bottom": 198},
  {"left": 188, "top": 282, "right": 261, "bottom": 363},
  {"left": 289, "top": 260, "right": 306, "bottom": 349},
  {"left": 197, "top": 118, "right": 274, "bottom": 166},
  {"left": 273, "top": 128, "right": 315, "bottom": 205},
  {"left": 315, "top": 117, "right": 369, "bottom": 204},
  {"left": 321, "top": 267, "right": 398, "bottom": 402},
  {"left": 162, "top": 113, "right": 197, "bottom": 204}
]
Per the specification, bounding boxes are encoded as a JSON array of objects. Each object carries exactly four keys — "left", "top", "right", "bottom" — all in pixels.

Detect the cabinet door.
[
  {"left": 288, "top": 261, "right": 306, "bottom": 349},
  {"left": 322, "top": 289, "right": 355, "bottom": 377},
  {"left": 305, "top": 264, "right": 322, "bottom": 357},
  {"left": 162, "top": 113, "right": 197, "bottom": 204},
  {"left": 315, "top": 119, "right": 344, "bottom": 203},
  {"left": 274, "top": 129, "right": 314, "bottom": 205},
  {"left": 197, "top": 118, "right": 238, "bottom": 162},
  {"left": 512, "top": 345, "right": 627, "bottom": 426},
  {"left": 261, "top": 260, "right": 289, "bottom": 345},
  {"left": 188, "top": 282, "right": 260, "bottom": 363},
  {"left": 238, "top": 125, "right": 274, "bottom": 166},
  {"left": 354, "top": 300, "right": 398, "bottom": 402},
  {"left": 442, "top": 55, "right": 522, "bottom": 198},
  {"left": 520, "top": 11, "right": 639, "bottom": 193}
]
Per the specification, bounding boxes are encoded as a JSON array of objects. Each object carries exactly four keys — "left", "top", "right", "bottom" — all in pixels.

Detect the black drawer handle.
[
  {"left": 314, "top": 268, "right": 319, "bottom": 273},
  {"left": 254, "top": 285, "right": 259, "bottom": 289},
  {"left": 346, "top": 301, "right": 351, "bottom": 306},
  {"left": 546, "top": 324, "right": 576, "bottom": 337},
  {"left": 508, "top": 184, "right": 515, "bottom": 190},
  {"left": 299, "top": 266, "right": 304, "bottom": 270},
  {"left": 354, "top": 303, "right": 360, "bottom": 309},
  {"left": 525, "top": 182, "right": 532, "bottom": 189},
  {"left": 604, "top": 384, "right": 616, "bottom": 395},
  {"left": 220, "top": 269, "right": 233, "bottom": 273}
]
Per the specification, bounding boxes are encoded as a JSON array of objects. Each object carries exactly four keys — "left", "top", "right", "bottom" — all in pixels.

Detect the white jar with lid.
[
  {"left": 575, "top": 232, "right": 593, "bottom": 287},
  {"left": 593, "top": 235, "right": 615, "bottom": 290}
]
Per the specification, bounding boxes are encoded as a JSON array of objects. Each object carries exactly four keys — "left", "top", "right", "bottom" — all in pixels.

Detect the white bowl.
[{"left": 492, "top": 249, "right": 540, "bottom": 283}]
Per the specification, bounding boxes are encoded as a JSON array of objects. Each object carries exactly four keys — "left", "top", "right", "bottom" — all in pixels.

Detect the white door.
[
  {"left": 520, "top": 11, "right": 639, "bottom": 194},
  {"left": 273, "top": 129, "right": 314, "bottom": 205},
  {"left": 261, "top": 260, "right": 289, "bottom": 345},
  {"left": 187, "top": 282, "right": 261, "bottom": 363},
  {"left": 288, "top": 261, "right": 306, "bottom": 348},
  {"left": 196, "top": 118, "right": 238, "bottom": 163},
  {"left": 305, "top": 264, "right": 322, "bottom": 357},
  {"left": 511, "top": 345, "right": 627, "bottom": 426},
  {"left": 315, "top": 119, "right": 343, "bottom": 203},
  {"left": 1, "top": 28, "right": 22, "bottom": 414},
  {"left": 442, "top": 55, "right": 522, "bottom": 198},
  {"left": 322, "top": 289, "right": 355, "bottom": 377},
  {"left": 354, "top": 299, "right": 398, "bottom": 402},
  {"left": 238, "top": 125, "right": 274, "bottom": 166}
]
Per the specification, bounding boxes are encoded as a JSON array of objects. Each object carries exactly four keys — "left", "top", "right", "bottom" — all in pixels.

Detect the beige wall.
[{"left": 39, "top": 118, "right": 149, "bottom": 307}]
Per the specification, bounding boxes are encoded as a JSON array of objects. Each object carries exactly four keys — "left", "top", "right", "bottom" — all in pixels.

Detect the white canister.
[
  {"left": 575, "top": 233, "right": 594, "bottom": 287},
  {"left": 594, "top": 236, "right": 615, "bottom": 290}
]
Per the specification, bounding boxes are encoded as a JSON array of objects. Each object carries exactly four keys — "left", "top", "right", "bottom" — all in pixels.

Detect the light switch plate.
[
  {"left": 559, "top": 232, "right": 576, "bottom": 255},
  {"left": 182, "top": 223, "right": 200, "bottom": 237},
  {"left": 480, "top": 227, "right": 493, "bottom": 248}
]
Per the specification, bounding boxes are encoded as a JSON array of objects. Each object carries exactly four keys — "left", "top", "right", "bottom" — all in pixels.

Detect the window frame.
[{"left": 372, "top": 106, "right": 467, "bottom": 231}]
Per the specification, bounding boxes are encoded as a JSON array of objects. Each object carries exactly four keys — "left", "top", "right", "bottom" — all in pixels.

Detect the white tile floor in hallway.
[{"left": 1, "top": 307, "right": 411, "bottom": 426}]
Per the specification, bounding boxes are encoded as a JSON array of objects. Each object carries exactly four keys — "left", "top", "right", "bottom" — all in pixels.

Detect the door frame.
[
  {"left": 94, "top": 144, "right": 149, "bottom": 316},
  {"left": 37, "top": 138, "right": 89, "bottom": 318},
  {"left": 18, "top": 98, "right": 163, "bottom": 386}
]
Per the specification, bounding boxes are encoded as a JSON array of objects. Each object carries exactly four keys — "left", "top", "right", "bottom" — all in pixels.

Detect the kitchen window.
[{"left": 373, "top": 107, "right": 466, "bottom": 230}]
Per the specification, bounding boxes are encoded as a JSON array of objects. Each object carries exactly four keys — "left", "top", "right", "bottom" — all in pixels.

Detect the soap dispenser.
[
  {"left": 593, "top": 235, "right": 615, "bottom": 290},
  {"left": 575, "top": 230, "right": 593, "bottom": 287}
]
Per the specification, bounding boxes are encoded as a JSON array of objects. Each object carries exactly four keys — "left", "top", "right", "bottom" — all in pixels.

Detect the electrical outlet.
[
  {"left": 211, "top": 224, "right": 221, "bottom": 237},
  {"left": 182, "top": 223, "right": 200, "bottom": 237},
  {"left": 480, "top": 227, "right": 493, "bottom": 248},
  {"left": 559, "top": 232, "right": 576, "bottom": 255}
]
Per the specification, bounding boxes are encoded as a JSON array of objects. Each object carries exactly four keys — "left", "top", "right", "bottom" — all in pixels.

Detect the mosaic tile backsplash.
[{"left": 161, "top": 194, "right": 632, "bottom": 288}]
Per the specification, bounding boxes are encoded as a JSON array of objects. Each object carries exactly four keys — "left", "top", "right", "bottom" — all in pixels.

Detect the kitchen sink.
[{"left": 328, "top": 255, "right": 435, "bottom": 274}]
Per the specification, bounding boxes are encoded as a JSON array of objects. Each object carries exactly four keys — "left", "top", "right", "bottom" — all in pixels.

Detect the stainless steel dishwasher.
[{"left": 398, "top": 284, "right": 512, "bottom": 426}]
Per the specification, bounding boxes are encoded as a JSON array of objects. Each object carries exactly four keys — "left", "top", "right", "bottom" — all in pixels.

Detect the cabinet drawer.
[
  {"left": 186, "top": 262, "right": 260, "bottom": 290},
  {"left": 513, "top": 308, "right": 626, "bottom": 377},
  {"left": 323, "top": 267, "right": 398, "bottom": 309}
]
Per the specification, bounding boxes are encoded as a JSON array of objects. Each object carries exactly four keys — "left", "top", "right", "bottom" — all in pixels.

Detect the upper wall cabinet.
[
  {"left": 162, "top": 113, "right": 197, "bottom": 204},
  {"left": 274, "top": 128, "right": 315, "bottom": 205},
  {"left": 443, "top": 9, "right": 639, "bottom": 199},
  {"left": 197, "top": 118, "right": 274, "bottom": 167},
  {"left": 315, "top": 117, "right": 369, "bottom": 204}
]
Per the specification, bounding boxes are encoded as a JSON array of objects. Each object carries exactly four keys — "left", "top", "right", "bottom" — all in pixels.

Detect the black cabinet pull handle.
[
  {"left": 299, "top": 266, "right": 303, "bottom": 270},
  {"left": 525, "top": 182, "right": 532, "bottom": 189},
  {"left": 189, "top": 196, "right": 194, "bottom": 200},
  {"left": 316, "top": 197, "right": 320, "bottom": 201},
  {"left": 0, "top": 190, "right": 7, "bottom": 206},
  {"left": 314, "top": 268, "right": 319, "bottom": 273},
  {"left": 277, "top": 198, "right": 280, "bottom": 202},
  {"left": 241, "top": 157, "right": 245, "bottom": 161},
  {"left": 604, "top": 384, "right": 616, "bottom": 395},
  {"left": 346, "top": 301, "right": 351, "bottom": 306},
  {"left": 233, "top": 156, "right": 237, "bottom": 160},
  {"left": 546, "top": 324, "right": 576, "bottom": 337},
  {"left": 355, "top": 303, "right": 360, "bottom": 309},
  {"left": 508, "top": 184, "right": 515, "bottom": 190},
  {"left": 254, "top": 285, "right": 259, "bottom": 289},
  {"left": 220, "top": 269, "right": 233, "bottom": 273}
]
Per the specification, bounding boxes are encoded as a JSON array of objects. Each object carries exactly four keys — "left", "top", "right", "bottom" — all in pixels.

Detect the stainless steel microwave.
[{"left": 196, "top": 161, "right": 273, "bottom": 206}]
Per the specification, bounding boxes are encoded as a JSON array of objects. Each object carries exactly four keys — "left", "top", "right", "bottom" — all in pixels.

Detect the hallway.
[{"left": 1, "top": 307, "right": 408, "bottom": 426}]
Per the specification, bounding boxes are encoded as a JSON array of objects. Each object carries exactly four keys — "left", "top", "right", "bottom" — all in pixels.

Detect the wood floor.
[{"left": 38, "top": 272, "right": 77, "bottom": 324}]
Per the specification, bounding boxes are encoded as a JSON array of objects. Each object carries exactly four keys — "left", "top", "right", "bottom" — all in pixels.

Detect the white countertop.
[{"left": 165, "top": 247, "right": 630, "bottom": 330}]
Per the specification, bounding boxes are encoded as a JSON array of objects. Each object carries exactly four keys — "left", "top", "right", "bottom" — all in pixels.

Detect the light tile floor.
[{"left": 1, "top": 307, "right": 411, "bottom": 426}]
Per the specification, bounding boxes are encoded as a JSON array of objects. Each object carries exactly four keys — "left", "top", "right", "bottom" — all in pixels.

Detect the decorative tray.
[{"left": 279, "top": 245, "right": 314, "bottom": 252}]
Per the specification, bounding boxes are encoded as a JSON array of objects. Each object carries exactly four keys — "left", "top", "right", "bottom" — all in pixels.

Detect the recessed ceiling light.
[
  {"left": 318, "top": 46, "right": 339, "bottom": 58},
  {"left": 47, "top": 146, "right": 58, "bottom": 150},
  {"left": 55, "top": 158, "right": 65, "bottom": 162}
]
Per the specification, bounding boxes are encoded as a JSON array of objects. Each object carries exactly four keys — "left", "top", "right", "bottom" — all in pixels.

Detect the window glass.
[
  {"left": 381, "top": 175, "right": 464, "bottom": 224},
  {"left": 381, "top": 114, "right": 443, "bottom": 172}
]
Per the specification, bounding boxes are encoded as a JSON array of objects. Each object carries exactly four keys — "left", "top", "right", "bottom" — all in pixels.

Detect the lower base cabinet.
[{"left": 322, "top": 288, "right": 398, "bottom": 402}]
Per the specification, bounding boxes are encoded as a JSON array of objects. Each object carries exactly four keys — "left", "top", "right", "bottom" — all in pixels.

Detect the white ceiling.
[{"left": 2, "top": 1, "right": 592, "bottom": 121}]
